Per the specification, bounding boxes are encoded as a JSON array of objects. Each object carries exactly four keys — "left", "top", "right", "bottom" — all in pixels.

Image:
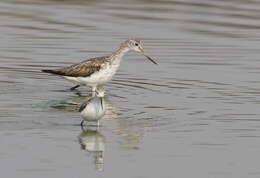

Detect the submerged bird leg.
[
  {"left": 91, "top": 86, "right": 97, "bottom": 97},
  {"left": 75, "top": 91, "right": 82, "bottom": 97},
  {"left": 70, "top": 85, "right": 80, "bottom": 91}
]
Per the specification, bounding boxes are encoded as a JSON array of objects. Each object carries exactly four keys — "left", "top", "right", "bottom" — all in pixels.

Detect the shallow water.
[{"left": 1, "top": 0, "right": 260, "bottom": 177}]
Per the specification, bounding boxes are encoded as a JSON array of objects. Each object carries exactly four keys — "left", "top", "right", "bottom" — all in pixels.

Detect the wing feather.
[
  {"left": 43, "top": 56, "right": 110, "bottom": 77},
  {"left": 78, "top": 98, "right": 92, "bottom": 112}
]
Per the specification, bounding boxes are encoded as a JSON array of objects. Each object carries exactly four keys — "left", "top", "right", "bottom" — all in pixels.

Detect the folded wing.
[{"left": 42, "top": 56, "right": 110, "bottom": 77}]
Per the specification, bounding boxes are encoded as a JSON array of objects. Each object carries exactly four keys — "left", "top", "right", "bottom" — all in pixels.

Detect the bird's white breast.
[
  {"left": 64, "top": 57, "right": 122, "bottom": 87},
  {"left": 80, "top": 98, "right": 106, "bottom": 121}
]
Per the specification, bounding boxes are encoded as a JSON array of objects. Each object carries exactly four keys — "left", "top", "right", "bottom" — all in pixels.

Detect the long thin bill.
[{"left": 144, "top": 54, "right": 158, "bottom": 65}]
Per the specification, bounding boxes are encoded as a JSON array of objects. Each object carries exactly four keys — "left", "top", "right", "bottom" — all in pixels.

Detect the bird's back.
[{"left": 42, "top": 56, "right": 111, "bottom": 77}]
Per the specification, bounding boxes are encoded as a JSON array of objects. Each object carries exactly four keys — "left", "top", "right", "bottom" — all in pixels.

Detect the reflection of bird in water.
[
  {"left": 79, "top": 87, "right": 106, "bottom": 127},
  {"left": 41, "top": 39, "right": 157, "bottom": 93},
  {"left": 78, "top": 128, "right": 105, "bottom": 172},
  {"left": 47, "top": 90, "right": 145, "bottom": 149},
  {"left": 102, "top": 99, "right": 145, "bottom": 149}
]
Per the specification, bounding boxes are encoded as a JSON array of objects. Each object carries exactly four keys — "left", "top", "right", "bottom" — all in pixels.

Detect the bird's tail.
[{"left": 41, "top": 69, "right": 62, "bottom": 75}]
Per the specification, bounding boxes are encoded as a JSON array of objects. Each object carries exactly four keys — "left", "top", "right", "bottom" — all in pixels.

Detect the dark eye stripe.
[{"left": 135, "top": 43, "right": 138, "bottom": 46}]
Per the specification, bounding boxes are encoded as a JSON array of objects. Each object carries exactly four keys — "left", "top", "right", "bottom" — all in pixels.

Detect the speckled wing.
[{"left": 42, "top": 56, "right": 110, "bottom": 77}]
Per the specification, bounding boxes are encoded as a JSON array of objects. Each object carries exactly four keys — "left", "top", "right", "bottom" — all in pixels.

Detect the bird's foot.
[
  {"left": 70, "top": 85, "right": 80, "bottom": 91},
  {"left": 75, "top": 91, "right": 82, "bottom": 96},
  {"left": 80, "top": 120, "right": 100, "bottom": 130}
]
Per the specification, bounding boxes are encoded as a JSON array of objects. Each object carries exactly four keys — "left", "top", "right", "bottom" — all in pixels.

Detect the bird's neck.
[{"left": 111, "top": 45, "right": 130, "bottom": 62}]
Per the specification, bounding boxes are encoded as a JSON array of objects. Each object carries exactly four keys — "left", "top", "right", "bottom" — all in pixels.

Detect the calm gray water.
[{"left": 1, "top": 0, "right": 260, "bottom": 177}]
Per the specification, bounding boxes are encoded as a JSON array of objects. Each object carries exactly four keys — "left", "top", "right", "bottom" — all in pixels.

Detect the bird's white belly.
[
  {"left": 80, "top": 103, "right": 106, "bottom": 121},
  {"left": 64, "top": 62, "right": 120, "bottom": 87}
]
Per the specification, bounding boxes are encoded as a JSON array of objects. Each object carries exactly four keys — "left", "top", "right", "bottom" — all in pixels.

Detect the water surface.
[{"left": 1, "top": 0, "right": 260, "bottom": 177}]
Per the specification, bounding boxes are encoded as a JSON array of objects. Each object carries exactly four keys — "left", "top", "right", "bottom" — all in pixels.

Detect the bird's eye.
[{"left": 135, "top": 43, "right": 139, "bottom": 46}]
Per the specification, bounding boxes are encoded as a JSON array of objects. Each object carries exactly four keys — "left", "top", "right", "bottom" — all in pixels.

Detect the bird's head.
[
  {"left": 123, "top": 39, "right": 158, "bottom": 65},
  {"left": 125, "top": 39, "right": 144, "bottom": 53}
]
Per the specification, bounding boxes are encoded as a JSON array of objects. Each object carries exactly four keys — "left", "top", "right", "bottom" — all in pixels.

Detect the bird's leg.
[
  {"left": 75, "top": 91, "right": 82, "bottom": 97},
  {"left": 70, "top": 85, "right": 80, "bottom": 91},
  {"left": 91, "top": 86, "right": 97, "bottom": 97}
]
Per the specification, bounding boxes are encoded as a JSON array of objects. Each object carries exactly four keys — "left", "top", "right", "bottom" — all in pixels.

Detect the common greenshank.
[{"left": 42, "top": 39, "right": 157, "bottom": 92}]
